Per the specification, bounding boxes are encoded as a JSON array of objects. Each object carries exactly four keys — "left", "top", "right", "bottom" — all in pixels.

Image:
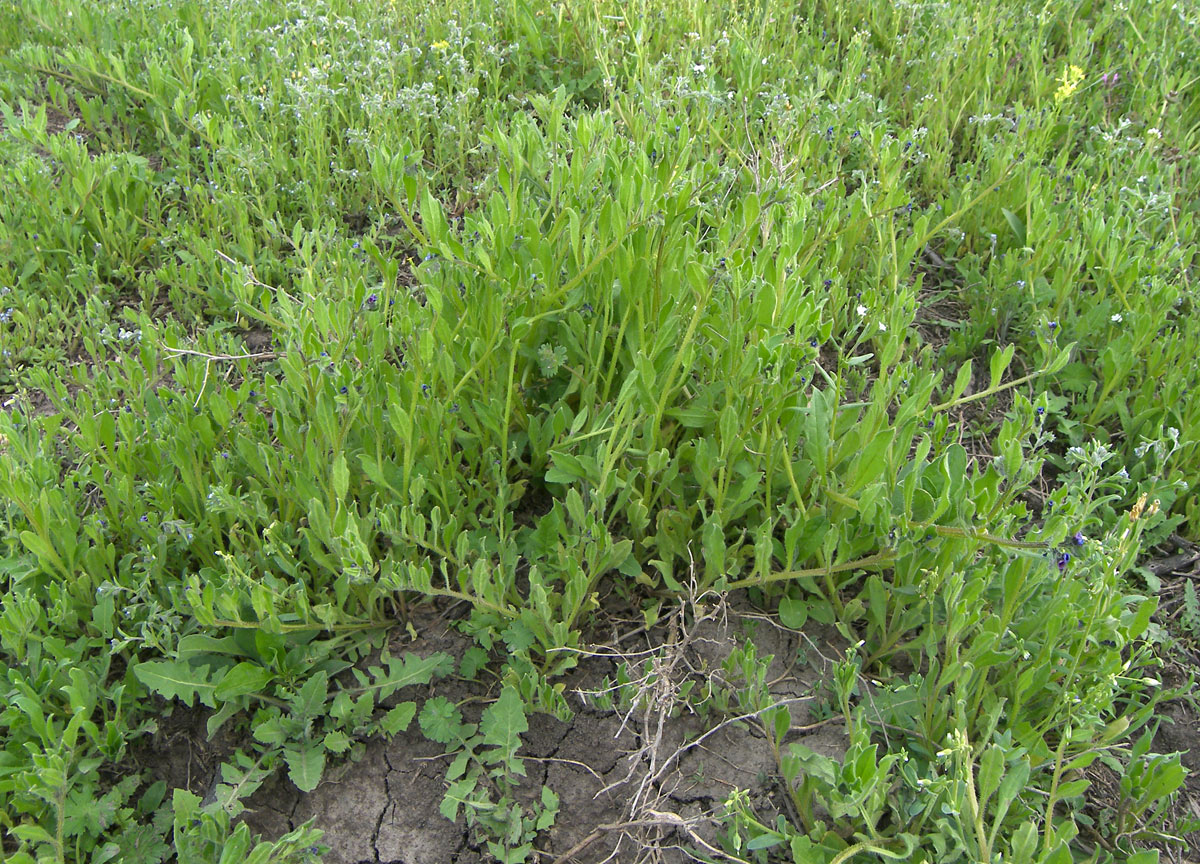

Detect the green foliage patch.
[{"left": 0, "top": 0, "right": 1197, "bottom": 860}]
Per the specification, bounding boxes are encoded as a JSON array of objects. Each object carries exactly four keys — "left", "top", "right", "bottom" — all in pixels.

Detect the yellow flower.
[
  {"left": 1054, "top": 64, "right": 1085, "bottom": 103},
  {"left": 430, "top": 40, "right": 450, "bottom": 51}
]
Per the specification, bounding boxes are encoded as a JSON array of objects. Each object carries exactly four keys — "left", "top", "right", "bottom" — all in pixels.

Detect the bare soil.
[
  {"left": 222, "top": 594, "right": 851, "bottom": 864},
  {"left": 136, "top": 571, "right": 1200, "bottom": 864}
]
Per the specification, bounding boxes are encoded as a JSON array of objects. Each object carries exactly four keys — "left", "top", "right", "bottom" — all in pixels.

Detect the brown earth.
[
  {"left": 226, "top": 595, "right": 849, "bottom": 864},
  {"left": 136, "top": 569, "right": 1200, "bottom": 864}
]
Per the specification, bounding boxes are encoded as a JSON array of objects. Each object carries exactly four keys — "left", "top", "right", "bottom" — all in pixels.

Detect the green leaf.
[
  {"left": 989, "top": 343, "right": 1016, "bottom": 391},
  {"left": 206, "top": 699, "right": 241, "bottom": 740},
  {"left": 367, "top": 652, "right": 453, "bottom": 701},
  {"left": 133, "top": 660, "right": 218, "bottom": 708},
  {"left": 419, "top": 696, "right": 464, "bottom": 744},
  {"left": 285, "top": 745, "right": 326, "bottom": 793},
  {"left": 977, "top": 745, "right": 1004, "bottom": 808},
  {"left": 380, "top": 701, "right": 417, "bottom": 736},
  {"left": 778, "top": 596, "right": 808, "bottom": 629},
  {"left": 746, "top": 834, "right": 784, "bottom": 851},
  {"left": 993, "top": 756, "right": 1030, "bottom": 824},
  {"left": 214, "top": 662, "right": 274, "bottom": 701},
  {"left": 10, "top": 823, "right": 55, "bottom": 846},
  {"left": 252, "top": 715, "right": 288, "bottom": 746},
  {"left": 217, "top": 828, "right": 251, "bottom": 864},
  {"left": 1046, "top": 342, "right": 1075, "bottom": 375},
  {"left": 1008, "top": 820, "right": 1038, "bottom": 864},
  {"left": 501, "top": 622, "right": 537, "bottom": 654},
  {"left": 172, "top": 787, "right": 202, "bottom": 824},
  {"left": 1055, "top": 778, "right": 1090, "bottom": 799},
  {"left": 536, "top": 785, "right": 559, "bottom": 830},
  {"left": 440, "top": 778, "right": 476, "bottom": 822},
  {"left": 481, "top": 685, "right": 528, "bottom": 772},
  {"left": 292, "top": 671, "right": 329, "bottom": 720},
  {"left": 1126, "top": 852, "right": 1160, "bottom": 864},
  {"left": 332, "top": 453, "right": 349, "bottom": 500},
  {"left": 323, "top": 729, "right": 352, "bottom": 754},
  {"left": 951, "top": 359, "right": 973, "bottom": 401},
  {"left": 176, "top": 633, "right": 241, "bottom": 660},
  {"left": 460, "top": 646, "right": 489, "bottom": 680},
  {"left": 1001, "top": 208, "right": 1026, "bottom": 245},
  {"left": 787, "top": 743, "right": 838, "bottom": 786}
]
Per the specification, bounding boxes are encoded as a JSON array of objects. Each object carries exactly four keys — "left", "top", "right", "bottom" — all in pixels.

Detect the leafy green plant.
[
  {"left": 1, "top": 0, "right": 1196, "bottom": 859},
  {"left": 418, "top": 685, "right": 557, "bottom": 863}
]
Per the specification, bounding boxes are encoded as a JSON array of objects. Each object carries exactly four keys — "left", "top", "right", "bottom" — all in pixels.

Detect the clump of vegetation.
[{"left": 0, "top": 0, "right": 1196, "bottom": 860}]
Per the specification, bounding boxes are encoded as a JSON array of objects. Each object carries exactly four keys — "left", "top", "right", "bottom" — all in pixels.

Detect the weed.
[{"left": 1, "top": 0, "right": 1196, "bottom": 859}]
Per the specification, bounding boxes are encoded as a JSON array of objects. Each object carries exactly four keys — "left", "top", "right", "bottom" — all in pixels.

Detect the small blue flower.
[
  {"left": 823, "top": 279, "right": 832, "bottom": 288},
  {"left": 1036, "top": 406, "right": 1045, "bottom": 416},
  {"left": 365, "top": 293, "right": 378, "bottom": 308},
  {"left": 340, "top": 385, "right": 348, "bottom": 394},
  {"left": 809, "top": 339, "right": 819, "bottom": 348},
  {"left": 1057, "top": 552, "right": 1071, "bottom": 572},
  {"left": 1073, "top": 531, "right": 1086, "bottom": 545},
  {"left": 421, "top": 384, "right": 431, "bottom": 396},
  {"left": 1048, "top": 321, "right": 1058, "bottom": 331}
]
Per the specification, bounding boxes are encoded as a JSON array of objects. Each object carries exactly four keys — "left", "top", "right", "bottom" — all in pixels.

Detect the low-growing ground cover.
[{"left": 0, "top": 0, "right": 1197, "bottom": 860}]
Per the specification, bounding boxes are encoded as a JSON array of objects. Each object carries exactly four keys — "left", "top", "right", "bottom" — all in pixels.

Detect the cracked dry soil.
[
  {"left": 137, "top": 583, "right": 1200, "bottom": 863},
  {"left": 223, "top": 596, "right": 850, "bottom": 864}
]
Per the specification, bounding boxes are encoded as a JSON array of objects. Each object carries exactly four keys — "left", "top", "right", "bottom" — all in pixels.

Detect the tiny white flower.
[
  {"left": 856, "top": 304, "right": 869, "bottom": 316},
  {"left": 1111, "top": 313, "right": 1123, "bottom": 323},
  {"left": 878, "top": 322, "right": 888, "bottom": 332},
  {"left": 1147, "top": 127, "right": 1162, "bottom": 138}
]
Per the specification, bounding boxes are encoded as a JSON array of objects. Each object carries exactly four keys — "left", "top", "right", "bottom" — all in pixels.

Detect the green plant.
[
  {"left": 418, "top": 685, "right": 557, "bottom": 863},
  {"left": 1, "top": 0, "right": 1196, "bottom": 858}
]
